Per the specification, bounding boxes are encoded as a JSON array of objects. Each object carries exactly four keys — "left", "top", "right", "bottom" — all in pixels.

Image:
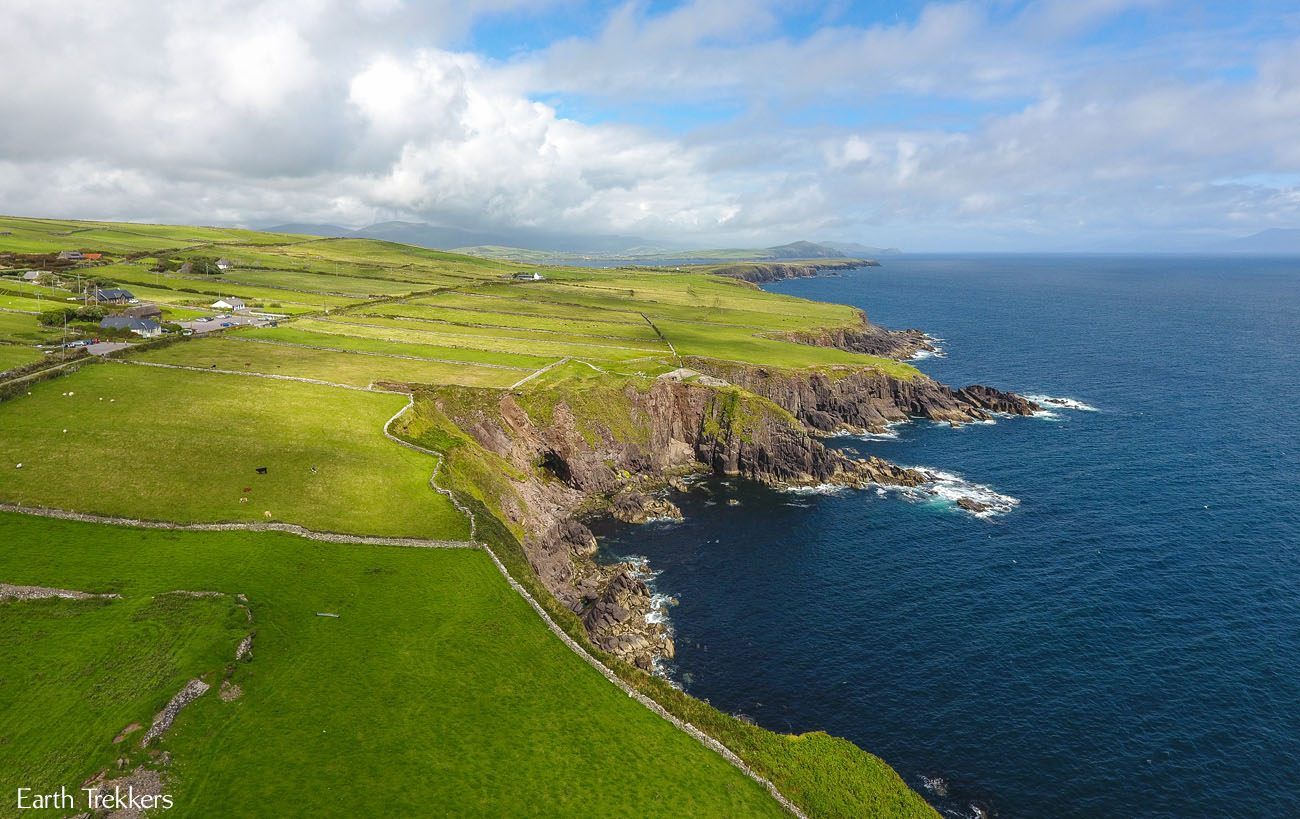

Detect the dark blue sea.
[{"left": 591, "top": 256, "right": 1300, "bottom": 818}]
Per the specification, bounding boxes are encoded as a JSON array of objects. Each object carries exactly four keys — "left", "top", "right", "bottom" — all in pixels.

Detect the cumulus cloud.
[{"left": 0, "top": 0, "right": 1297, "bottom": 249}]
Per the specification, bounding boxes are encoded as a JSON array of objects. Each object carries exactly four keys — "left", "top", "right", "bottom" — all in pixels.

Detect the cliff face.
[
  {"left": 688, "top": 359, "right": 1039, "bottom": 435},
  {"left": 428, "top": 378, "right": 927, "bottom": 669},
  {"left": 425, "top": 350, "right": 1036, "bottom": 670}
]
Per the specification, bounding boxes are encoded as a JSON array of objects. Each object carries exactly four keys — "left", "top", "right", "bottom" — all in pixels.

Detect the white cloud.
[{"left": 0, "top": 0, "right": 1297, "bottom": 249}]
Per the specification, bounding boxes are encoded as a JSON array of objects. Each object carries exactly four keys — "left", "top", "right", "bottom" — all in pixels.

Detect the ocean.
[{"left": 589, "top": 255, "right": 1300, "bottom": 817}]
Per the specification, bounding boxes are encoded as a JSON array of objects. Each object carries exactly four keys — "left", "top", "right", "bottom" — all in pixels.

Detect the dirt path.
[{"left": 0, "top": 503, "right": 474, "bottom": 548}]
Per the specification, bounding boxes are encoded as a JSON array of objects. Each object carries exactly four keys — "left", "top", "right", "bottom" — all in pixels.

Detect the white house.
[
  {"left": 210, "top": 297, "right": 247, "bottom": 311},
  {"left": 216, "top": 258, "right": 234, "bottom": 271}
]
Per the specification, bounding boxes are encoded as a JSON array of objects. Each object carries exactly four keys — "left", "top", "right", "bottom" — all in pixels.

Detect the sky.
[{"left": 3, "top": 0, "right": 1299, "bottom": 251}]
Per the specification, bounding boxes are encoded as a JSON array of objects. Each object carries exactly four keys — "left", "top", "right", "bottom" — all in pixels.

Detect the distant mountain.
[
  {"left": 820, "top": 241, "right": 900, "bottom": 257},
  {"left": 764, "top": 240, "right": 896, "bottom": 259},
  {"left": 1213, "top": 228, "right": 1300, "bottom": 254}
]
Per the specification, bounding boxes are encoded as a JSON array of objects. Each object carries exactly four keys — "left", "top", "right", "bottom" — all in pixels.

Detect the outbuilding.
[{"left": 124, "top": 303, "right": 163, "bottom": 321}]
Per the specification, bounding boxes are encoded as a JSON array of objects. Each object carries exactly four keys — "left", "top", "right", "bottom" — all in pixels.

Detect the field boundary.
[
  {"left": 0, "top": 503, "right": 474, "bottom": 548},
  {"left": 509, "top": 356, "right": 569, "bottom": 390}
]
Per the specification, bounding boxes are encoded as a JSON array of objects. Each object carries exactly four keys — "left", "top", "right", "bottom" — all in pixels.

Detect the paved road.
[
  {"left": 86, "top": 342, "right": 130, "bottom": 356},
  {"left": 178, "top": 314, "right": 275, "bottom": 334}
]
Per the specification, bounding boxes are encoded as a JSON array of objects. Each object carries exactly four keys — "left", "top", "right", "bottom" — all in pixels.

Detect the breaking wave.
[
  {"left": 782, "top": 483, "right": 849, "bottom": 495},
  {"left": 911, "top": 334, "right": 947, "bottom": 360},
  {"left": 888, "top": 469, "right": 1020, "bottom": 518},
  {"left": 1024, "top": 394, "right": 1099, "bottom": 412},
  {"left": 846, "top": 420, "right": 907, "bottom": 441}
]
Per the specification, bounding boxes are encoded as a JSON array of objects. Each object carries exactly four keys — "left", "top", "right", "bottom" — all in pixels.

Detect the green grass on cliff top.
[
  {"left": 0, "top": 512, "right": 785, "bottom": 818},
  {"left": 0, "top": 363, "right": 468, "bottom": 540}
]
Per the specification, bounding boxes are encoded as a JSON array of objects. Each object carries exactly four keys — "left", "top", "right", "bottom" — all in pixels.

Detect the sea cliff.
[{"left": 403, "top": 337, "right": 1037, "bottom": 671}]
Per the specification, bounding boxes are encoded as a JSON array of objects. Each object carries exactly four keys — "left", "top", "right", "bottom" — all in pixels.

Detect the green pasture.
[
  {"left": 132, "top": 336, "right": 526, "bottom": 390},
  {"left": 0, "top": 589, "right": 246, "bottom": 804},
  {"left": 0, "top": 364, "right": 468, "bottom": 540},
  {"left": 0, "top": 513, "right": 785, "bottom": 818},
  {"left": 214, "top": 267, "right": 430, "bottom": 298},
  {"left": 236, "top": 325, "right": 558, "bottom": 370},
  {"left": 365, "top": 300, "right": 665, "bottom": 341},
  {"left": 0, "top": 345, "right": 43, "bottom": 372},
  {"left": 303, "top": 316, "right": 668, "bottom": 362}
]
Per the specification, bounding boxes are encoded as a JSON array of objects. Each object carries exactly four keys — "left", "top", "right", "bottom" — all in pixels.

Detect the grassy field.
[
  {"left": 133, "top": 336, "right": 529, "bottom": 389},
  {"left": 0, "top": 215, "right": 934, "bottom": 818},
  {"left": 0, "top": 588, "right": 247, "bottom": 804},
  {"left": 0, "top": 345, "right": 43, "bottom": 372},
  {"left": 0, "top": 364, "right": 468, "bottom": 540},
  {"left": 0, "top": 513, "right": 785, "bottom": 818}
]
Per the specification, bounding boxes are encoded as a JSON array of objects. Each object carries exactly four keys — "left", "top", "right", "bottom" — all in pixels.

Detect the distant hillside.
[
  {"left": 1213, "top": 228, "right": 1300, "bottom": 254},
  {"left": 454, "top": 240, "right": 892, "bottom": 264},
  {"left": 261, "top": 220, "right": 895, "bottom": 263},
  {"left": 263, "top": 223, "right": 352, "bottom": 237}
]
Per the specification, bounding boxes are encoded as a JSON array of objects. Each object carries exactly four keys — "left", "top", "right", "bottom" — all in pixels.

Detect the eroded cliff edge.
[{"left": 397, "top": 324, "right": 1038, "bottom": 672}]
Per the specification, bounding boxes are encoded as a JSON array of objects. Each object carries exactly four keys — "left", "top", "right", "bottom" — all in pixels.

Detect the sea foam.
[
  {"left": 886, "top": 469, "right": 1020, "bottom": 518},
  {"left": 1024, "top": 394, "right": 1099, "bottom": 412}
]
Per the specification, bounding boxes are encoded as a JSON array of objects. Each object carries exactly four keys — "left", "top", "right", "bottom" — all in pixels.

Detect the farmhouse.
[
  {"left": 211, "top": 297, "right": 247, "bottom": 311},
  {"left": 93, "top": 288, "right": 136, "bottom": 304},
  {"left": 512, "top": 271, "right": 545, "bottom": 281},
  {"left": 216, "top": 258, "right": 234, "bottom": 270},
  {"left": 99, "top": 316, "right": 161, "bottom": 338},
  {"left": 21, "top": 271, "right": 41, "bottom": 281},
  {"left": 124, "top": 303, "right": 163, "bottom": 321},
  {"left": 56, "top": 250, "right": 84, "bottom": 261}
]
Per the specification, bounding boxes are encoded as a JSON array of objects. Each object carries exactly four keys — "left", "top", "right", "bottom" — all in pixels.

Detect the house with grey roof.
[
  {"left": 93, "top": 288, "right": 136, "bottom": 304},
  {"left": 100, "top": 316, "right": 161, "bottom": 338}
]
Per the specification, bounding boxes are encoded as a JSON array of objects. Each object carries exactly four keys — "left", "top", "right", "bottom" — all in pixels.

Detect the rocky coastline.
[{"left": 421, "top": 309, "right": 1039, "bottom": 672}]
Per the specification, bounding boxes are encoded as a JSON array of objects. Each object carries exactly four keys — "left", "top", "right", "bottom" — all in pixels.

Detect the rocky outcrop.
[
  {"left": 688, "top": 359, "right": 1039, "bottom": 435},
  {"left": 142, "top": 679, "right": 209, "bottom": 746},
  {"left": 782, "top": 315, "right": 936, "bottom": 360},
  {"left": 610, "top": 491, "right": 683, "bottom": 523},
  {"left": 580, "top": 570, "right": 675, "bottom": 671},
  {"left": 710, "top": 259, "right": 873, "bottom": 283},
  {"left": 0, "top": 583, "right": 120, "bottom": 601}
]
